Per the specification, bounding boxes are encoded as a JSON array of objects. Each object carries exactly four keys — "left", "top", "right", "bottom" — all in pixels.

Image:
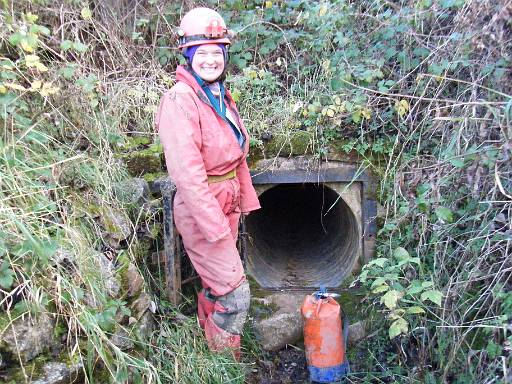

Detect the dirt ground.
[{"left": 246, "top": 347, "right": 310, "bottom": 384}]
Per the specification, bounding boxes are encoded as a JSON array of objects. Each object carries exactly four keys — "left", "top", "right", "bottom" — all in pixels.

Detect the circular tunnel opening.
[{"left": 245, "top": 183, "right": 360, "bottom": 288}]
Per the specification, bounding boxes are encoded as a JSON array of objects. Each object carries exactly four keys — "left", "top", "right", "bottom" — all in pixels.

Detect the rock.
[
  {"left": 83, "top": 252, "right": 120, "bottom": 307},
  {"left": 135, "top": 311, "right": 155, "bottom": 342},
  {"left": 0, "top": 313, "right": 55, "bottom": 363},
  {"left": 347, "top": 320, "right": 367, "bottom": 346},
  {"left": 100, "top": 207, "right": 132, "bottom": 248},
  {"left": 253, "top": 312, "right": 303, "bottom": 351},
  {"left": 52, "top": 248, "right": 76, "bottom": 273},
  {"left": 149, "top": 176, "right": 172, "bottom": 195},
  {"left": 113, "top": 178, "right": 150, "bottom": 207},
  {"left": 111, "top": 328, "right": 134, "bottom": 351},
  {"left": 127, "top": 263, "right": 144, "bottom": 298},
  {"left": 130, "top": 292, "right": 152, "bottom": 320},
  {"left": 97, "top": 252, "right": 121, "bottom": 298},
  {"left": 252, "top": 293, "right": 304, "bottom": 351},
  {"left": 31, "top": 361, "right": 83, "bottom": 384}
]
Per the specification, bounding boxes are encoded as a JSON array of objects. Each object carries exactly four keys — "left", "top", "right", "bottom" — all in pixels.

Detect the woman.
[{"left": 156, "top": 7, "right": 260, "bottom": 359}]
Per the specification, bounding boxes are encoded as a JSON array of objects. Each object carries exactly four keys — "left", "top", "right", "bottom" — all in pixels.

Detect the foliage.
[
  {"left": 0, "top": 0, "right": 510, "bottom": 383},
  {"left": 149, "top": 310, "right": 247, "bottom": 384}
]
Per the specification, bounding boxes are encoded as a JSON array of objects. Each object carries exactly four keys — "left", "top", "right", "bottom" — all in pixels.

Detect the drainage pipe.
[{"left": 245, "top": 183, "right": 360, "bottom": 288}]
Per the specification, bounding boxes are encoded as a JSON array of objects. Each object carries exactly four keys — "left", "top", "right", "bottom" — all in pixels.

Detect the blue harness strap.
[{"left": 191, "top": 72, "right": 245, "bottom": 149}]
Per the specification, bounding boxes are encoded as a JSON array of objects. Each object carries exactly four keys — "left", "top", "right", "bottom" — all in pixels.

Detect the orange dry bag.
[{"left": 301, "top": 287, "right": 349, "bottom": 383}]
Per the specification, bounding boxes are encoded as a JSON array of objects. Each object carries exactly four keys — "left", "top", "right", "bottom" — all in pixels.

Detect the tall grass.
[{"left": 1, "top": 0, "right": 510, "bottom": 383}]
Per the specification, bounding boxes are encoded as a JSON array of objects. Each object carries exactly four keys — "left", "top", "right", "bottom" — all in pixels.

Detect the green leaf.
[
  {"left": 59, "top": 65, "right": 76, "bottom": 80},
  {"left": 370, "top": 277, "right": 387, "bottom": 289},
  {"left": 435, "top": 207, "right": 454, "bottom": 223},
  {"left": 416, "top": 183, "right": 431, "bottom": 196},
  {"left": 73, "top": 41, "right": 88, "bottom": 53},
  {"left": 405, "top": 306, "right": 425, "bottom": 314},
  {"left": 449, "top": 157, "right": 465, "bottom": 168},
  {"left": 115, "top": 366, "right": 129, "bottom": 383},
  {"left": 381, "top": 290, "right": 401, "bottom": 309},
  {"left": 389, "top": 317, "right": 408, "bottom": 338},
  {"left": 331, "top": 78, "right": 343, "bottom": 91},
  {"left": 372, "top": 284, "right": 390, "bottom": 294},
  {"left": 486, "top": 341, "right": 503, "bottom": 359},
  {"left": 0, "top": 238, "right": 6, "bottom": 257},
  {"left": 393, "top": 247, "right": 409, "bottom": 261},
  {"left": 351, "top": 110, "right": 361, "bottom": 123},
  {"left": 368, "top": 258, "right": 388, "bottom": 268},
  {"left": 60, "top": 40, "right": 73, "bottom": 51},
  {"left": 81, "top": 7, "right": 92, "bottom": 20},
  {"left": 378, "top": 223, "right": 397, "bottom": 234},
  {"left": 0, "top": 261, "right": 15, "bottom": 289},
  {"left": 420, "top": 290, "right": 443, "bottom": 306},
  {"left": 358, "top": 269, "right": 368, "bottom": 283},
  {"left": 407, "top": 280, "right": 424, "bottom": 295},
  {"left": 29, "top": 24, "right": 50, "bottom": 36}
]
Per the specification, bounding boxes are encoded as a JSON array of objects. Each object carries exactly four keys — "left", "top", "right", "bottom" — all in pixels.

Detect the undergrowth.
[{"left": 0, "top": 0, "right": 510, "bottom": 383}]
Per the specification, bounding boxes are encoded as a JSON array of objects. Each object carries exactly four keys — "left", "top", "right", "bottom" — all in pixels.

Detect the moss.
[
  {"left": 120, "top": 151, "right": 162, "bottom": 177},
  {"left": 147, "top": 223, "right": 162, "bottom": 239},
  {"left": 123, "top": 136, "right": 152, "bottom": 149},
  {"left": 142, "top": 171, "right": 167, "bottom": 183},
  {"left": 264, "top": 130, "right": 314, "bottom": 157},
  {"left": 247, "top": 143, "right": 264, "bottom": 169},
  {"left": 115, "top": 251, "right": 131, "bottom": 292},
  {"left": 247, "top": 275, "right": 269, "bottom": 299},
  {"left": 130, "top": 238, "right": 153, "bottom": 262},
  {"left": 335, "top": 289, "right": 366, "bottom": 323},
  {"left": 0, "top": 304, "right": 34, "bottom": 333},
  {"left": 327, "top": 139, "right": 361, "bottom": 161},
  {"left": 146, "top": 143, "right": 163, "bottom": 154},
  {"left": 0, "top": 311, "right": 10, "bottom": 332},
  {"left": 76, "top": 200, "right": 102, "bottom": 217},
  {"left": 3, "top": 353, "right": 50, "bottom": 383},
  {"left": 53, "top": 320, "right": 67, "bottom": 339},
  {"left": 250, "top": 298, "right": 279, "bottom": 321}
]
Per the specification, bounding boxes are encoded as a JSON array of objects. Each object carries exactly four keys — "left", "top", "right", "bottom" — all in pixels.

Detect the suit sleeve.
[
  {"left": 237, "top": 156, "right": 261, "bottom": 214},
  {"left": 157, "top": 90, "right": 230, "bottom": 242}
]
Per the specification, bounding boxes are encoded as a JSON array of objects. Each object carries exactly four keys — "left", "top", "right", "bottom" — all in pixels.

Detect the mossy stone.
[
  {"left": 264, "top": 130, "right": 314, "bottom": 157},
  {"left": 121, "top": 151, "right": 162, "bottom": 177}
]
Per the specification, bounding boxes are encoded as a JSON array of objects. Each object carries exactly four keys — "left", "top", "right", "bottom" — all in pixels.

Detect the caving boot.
[
  {"left": 205, "top": 316, "right": 242, "bottom": 361},
  {"left": 203, "top": 280, "right": 250, "bottom": 361},
  {"left": 197, "top": 288, "right": 216, "bottom": 329}
]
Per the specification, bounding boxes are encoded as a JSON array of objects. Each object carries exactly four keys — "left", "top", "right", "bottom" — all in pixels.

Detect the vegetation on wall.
[{"left": 0, "top": 0, "right": 510, "bottom": 383}]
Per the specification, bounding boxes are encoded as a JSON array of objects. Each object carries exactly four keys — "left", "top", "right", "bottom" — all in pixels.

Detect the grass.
[{"left": 1, "top": 0, "right": 511, "bottom": 383}]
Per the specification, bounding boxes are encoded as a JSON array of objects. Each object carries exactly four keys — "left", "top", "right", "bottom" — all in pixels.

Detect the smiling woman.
[
  {"left": 156, "top": 7, "right": 260, "bottom": 360},
  {"left": 192, "top": 45, "right": 225, "bottom": 82}
]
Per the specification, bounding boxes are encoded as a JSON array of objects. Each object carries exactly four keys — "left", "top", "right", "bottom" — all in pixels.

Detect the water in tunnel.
[{"left": 245, "top": 183, "right": 360, "bottom": 288}]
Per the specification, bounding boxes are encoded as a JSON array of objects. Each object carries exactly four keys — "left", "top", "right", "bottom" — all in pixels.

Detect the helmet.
[{"left": 177, "top": 8, "right": 231, "bottom": 49}]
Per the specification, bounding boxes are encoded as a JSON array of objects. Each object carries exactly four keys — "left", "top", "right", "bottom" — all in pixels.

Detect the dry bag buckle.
[{"left": 314, "top": 286, "right": 339, "bottom": 300}]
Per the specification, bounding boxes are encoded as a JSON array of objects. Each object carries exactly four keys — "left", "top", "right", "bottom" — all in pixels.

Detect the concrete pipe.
[{"left": 245, "top": 183, "right": 361, "bottom": 288}]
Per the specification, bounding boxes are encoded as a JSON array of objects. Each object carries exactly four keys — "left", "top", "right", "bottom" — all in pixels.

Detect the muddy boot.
[
  {"left": 205, "top": 316, "right": 242, "bottom": 360},
  {"left": 197, "top": 288, "right": 216, "bottom": 329},
  {"left": 204, "top": 280, "right": 250, "bottom": 360}
]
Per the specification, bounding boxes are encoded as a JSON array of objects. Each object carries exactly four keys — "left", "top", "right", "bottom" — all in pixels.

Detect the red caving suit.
[{"left": 156, "top": 65, "right": 260, "bottom": 355}]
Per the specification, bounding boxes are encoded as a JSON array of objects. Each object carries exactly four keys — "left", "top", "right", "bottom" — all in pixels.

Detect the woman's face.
[{"left": 191, "top": 44, "right": 225, "bottom": 82}]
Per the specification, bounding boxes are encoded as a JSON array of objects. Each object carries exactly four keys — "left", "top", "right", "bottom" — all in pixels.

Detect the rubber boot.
[
  {"left": 197, "top": 289, "right": 215, "bottom": 329},
  {"left": 204, "top": 315, "right": 241, "bottom": 361}
]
